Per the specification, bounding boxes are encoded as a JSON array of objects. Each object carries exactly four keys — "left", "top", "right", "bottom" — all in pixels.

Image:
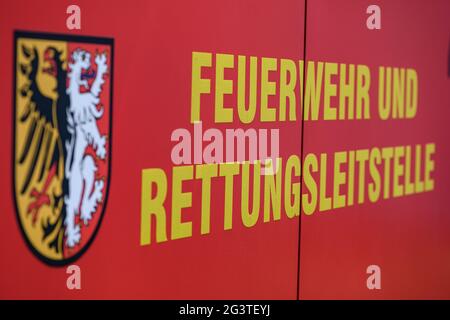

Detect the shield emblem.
[{"left": 13, "top": 31, "right": 113, "bottom": 265}]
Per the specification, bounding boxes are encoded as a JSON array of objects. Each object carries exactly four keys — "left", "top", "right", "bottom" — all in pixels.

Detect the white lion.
[{"left": 64, "top": 49, "right": 108, "bottom": 247}]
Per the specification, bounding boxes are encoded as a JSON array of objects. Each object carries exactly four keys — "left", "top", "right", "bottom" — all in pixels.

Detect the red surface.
[
  {"left": 0, "top": 0, "right": 449, "bottom": 299},
  {"left": 0, "top": 0, "right": 304, "bottom": 299},
  {"left": 299, "top": 0, "right": 450, "bottom": 299}
]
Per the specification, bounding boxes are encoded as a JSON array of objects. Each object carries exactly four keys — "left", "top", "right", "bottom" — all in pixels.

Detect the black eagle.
[{"left": 18, "top": 44, "right": 71, "bottom": 253}]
